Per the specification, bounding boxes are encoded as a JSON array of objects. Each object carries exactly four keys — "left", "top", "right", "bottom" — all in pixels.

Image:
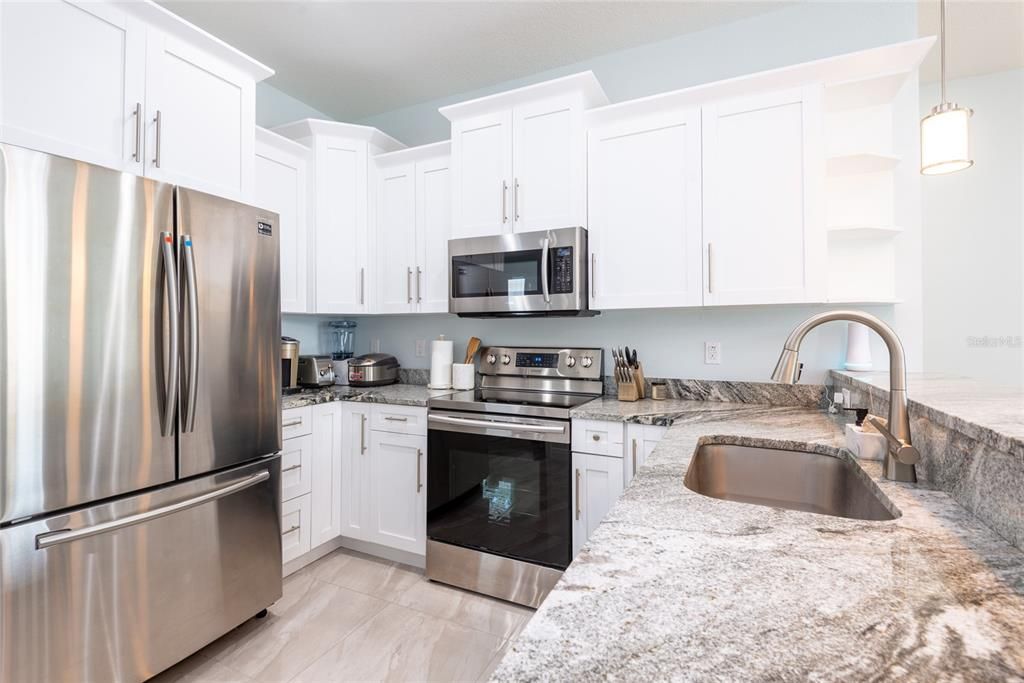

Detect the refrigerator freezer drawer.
[{"left": 0, "top": 457, "right": 282, "bottom": 683}]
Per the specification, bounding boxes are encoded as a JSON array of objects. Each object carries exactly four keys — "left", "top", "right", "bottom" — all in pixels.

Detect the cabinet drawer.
[
  {"left": 371, "top": 404, "right": 427, "bottom": 436},
  {"left": 282, "top": 406, "right": 312, "bottom": 439},
  {"left": 571, "top": 419, "right": 624, "bottom": 457},
  {"left": 281, "top": 434, "right": 313, "bottom": 502},
  {"left": 281, "top": 493, "right": 312, "bottom": 565}
]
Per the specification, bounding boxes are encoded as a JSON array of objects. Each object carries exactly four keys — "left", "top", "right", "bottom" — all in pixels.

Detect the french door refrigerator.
[{"left": 0, "top": 144, "right": 283, "bottom": 682}]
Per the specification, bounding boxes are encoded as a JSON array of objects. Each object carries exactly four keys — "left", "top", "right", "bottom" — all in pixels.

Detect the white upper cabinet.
[
  {"left": 701, "top": 86, "right": 825, "bottom": 305},
  {"left": 372, "top": 142, "right": 451, "bottom": 314},
  {"left": 255, "top": 127, "right": 310, "bottom": 313},
  {"left": 275, "top": 119, "right": 405, "bottom": 315},
  {"left": 442, "top": 73, "right": 608, "bottom": 239},
  {"left": 144, "top": 31, "right": 256, "bottom": 200},
  {"left": 0, "top": 0, "right": 271, "bottom": 200},
  {"left": 0, "top": 1, "right": 145, "bottom": 172},
  {"left": 588, "top": 107, "right": 703, "bottom": 309}
]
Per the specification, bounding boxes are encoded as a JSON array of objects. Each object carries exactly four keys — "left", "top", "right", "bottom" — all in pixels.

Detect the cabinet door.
[
  {"left": 572, "top": 452, "right": 624, "bottom": 558},
  {"left": 512, "top": 95, "right": 586, "bottom": 232},
  {"left": 340, "top": 403, "right": 372, "bottom": 542},
  {"left": 701, "top": 86, "right": 825, "bottom": 305},
  {"left": 624, "top": 424, "right": 667, "bottom": 484},
  {"left": 310, "top": 403, "right": 343, "bottom": 548},
  {"left": 144, "top": 31, "right": 255, "bottom": 200},
  {"left": 315, "top": 137, "right": 368, "bottom": 313},
  {"left": 368, "top": 431, "right": 426, "bottom": 555},
  {"left": 375, "top": 162, "right": 417, "bottom": 313},
  {"left": 280, "top": 433, "right": 313, "bottom": 502},
  {"left": 255, "top": 132, "right": 309, "bottom": 313},
  {"left": 450, "top": 111, "right": 512, "bottom": 238},
  {"left": 415, "top": 155, "right": 452, "bottom": 313},
  {"left": 588, "top": 108, "right": 703, "bottom": 309},
  {"left": 0, "top": 0, "right": 145, "bottom": 172},
  {"left": 281, "top": 494, "right": 312, "bottom": 565}
]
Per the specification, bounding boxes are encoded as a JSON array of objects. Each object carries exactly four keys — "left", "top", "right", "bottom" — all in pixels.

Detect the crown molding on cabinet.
[
  {"left": 272, "top": 118, "right": 406, "bottom": 153},
  {"left": 374, "top": 140, "right": 452, "bottom": 166},
  {"left": 439, "top": 71, "right": 609, "bottom": 121}
]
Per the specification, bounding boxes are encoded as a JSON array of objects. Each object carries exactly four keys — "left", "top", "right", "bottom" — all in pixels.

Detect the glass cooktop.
[{"left": 427, "top": 388, "right": 598, "bottom": 419}]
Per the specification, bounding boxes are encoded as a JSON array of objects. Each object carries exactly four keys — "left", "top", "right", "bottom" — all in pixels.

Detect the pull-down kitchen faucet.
[{"left": 771, "top": 310, "right": 920, "bottom": 483}]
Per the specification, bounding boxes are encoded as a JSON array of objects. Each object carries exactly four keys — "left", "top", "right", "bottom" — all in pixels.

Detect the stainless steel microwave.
[{"left": 448, "top": 227, "right": 594, "bottom": 317}]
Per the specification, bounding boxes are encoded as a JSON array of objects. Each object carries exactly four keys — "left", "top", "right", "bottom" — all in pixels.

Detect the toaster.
[{"left": 297, "top": 355, "right": 335, "bottom": 387}]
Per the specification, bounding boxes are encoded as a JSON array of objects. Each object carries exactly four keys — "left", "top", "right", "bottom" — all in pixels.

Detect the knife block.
[{"left": 616, "top": 362, "right": 646, "bottom": 402}]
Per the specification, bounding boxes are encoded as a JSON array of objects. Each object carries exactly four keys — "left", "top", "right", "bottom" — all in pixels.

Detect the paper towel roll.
[
  {"left": 429, "top": 336, "right": 454, "bottom": 389},
  {"left": 845, "top": 322, "right": 872, "bottom": 371}
]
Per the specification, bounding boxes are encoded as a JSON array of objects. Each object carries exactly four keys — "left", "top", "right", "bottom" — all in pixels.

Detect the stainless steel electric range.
[{"left": 425, "top": 346, "right": 603, "bottom": 608}]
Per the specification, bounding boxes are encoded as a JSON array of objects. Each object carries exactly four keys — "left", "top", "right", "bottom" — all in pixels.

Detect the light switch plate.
[{"left": 415, "top": 339, "right": 426, "bottom": 357}]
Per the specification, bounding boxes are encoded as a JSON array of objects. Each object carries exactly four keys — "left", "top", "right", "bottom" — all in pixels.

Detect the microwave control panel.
[{"left": 551, "top": 247, "right": 574, "bottom": 294}]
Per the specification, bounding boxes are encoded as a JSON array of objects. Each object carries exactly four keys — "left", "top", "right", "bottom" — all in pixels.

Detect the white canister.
[
  {"left": 452, "top": 363, "right": 475, "bottom": 390},
  {"left": 429, "top": 335, "right": 454, "bottom": 389},
  {"left": 845, "top": 322, "right": 873, "bottom": 371}
]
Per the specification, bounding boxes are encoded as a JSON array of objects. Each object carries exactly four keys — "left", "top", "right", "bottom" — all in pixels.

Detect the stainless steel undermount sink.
[{"left": 684, "top": 443, "right": 899, "bottom": 521}]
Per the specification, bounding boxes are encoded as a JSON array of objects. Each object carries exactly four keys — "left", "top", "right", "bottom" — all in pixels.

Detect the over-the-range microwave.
[{"left": 448, "top": 226, "right": 596, "bottom": 317}]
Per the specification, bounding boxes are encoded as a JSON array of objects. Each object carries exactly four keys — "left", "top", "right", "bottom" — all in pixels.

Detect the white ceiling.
[
  {"left": 917, "top": 0, "right": 1024, "bottom": 83},
  {"left": 156, "top": 0, "right": 789, "bottom": 121}
]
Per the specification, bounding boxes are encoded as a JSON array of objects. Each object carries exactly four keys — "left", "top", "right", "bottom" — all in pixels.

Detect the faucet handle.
[{"left": 868, "top": 417, "right": 921, "bottom": 465}]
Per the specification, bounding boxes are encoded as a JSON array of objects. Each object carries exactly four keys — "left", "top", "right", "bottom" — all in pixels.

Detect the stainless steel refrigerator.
[{"left": 0, "top": 144, "right": 284, "bottom": 682}]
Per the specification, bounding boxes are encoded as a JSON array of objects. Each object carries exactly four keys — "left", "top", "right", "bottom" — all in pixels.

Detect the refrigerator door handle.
[
  {"left": 35, "top": 470, "right": 271, "bottom": 550},
  {"left": 160, "top": 231, "right": 180, "bottom": 436},
  {"left": 182, "top": 234, "right": 200, "bottom": 433}
]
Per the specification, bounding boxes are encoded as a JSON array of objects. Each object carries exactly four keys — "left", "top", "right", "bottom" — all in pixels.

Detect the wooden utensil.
[{"left": 463, "top": 337, "right": 481, "bottom": 364}]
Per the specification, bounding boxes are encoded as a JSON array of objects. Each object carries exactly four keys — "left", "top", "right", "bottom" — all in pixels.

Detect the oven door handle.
[
  {"left": 429, "top": 414, "right": 566, "bottom": 434},
  {"left": 540, "top": 235, "right": 551, "bottom": 304}
]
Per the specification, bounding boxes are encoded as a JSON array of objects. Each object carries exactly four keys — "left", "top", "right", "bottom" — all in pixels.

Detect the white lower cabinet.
[
  {"left": 280, "top": 433, "right": 313, "bottom": 502},
  {"left": 280, "top": 494, "right": 312, "bottom": 565},
  {"left": 572, "top": 451, "right": 624, "bottom": 558},
  {"left": 310, "top": 402, "right": 343, "bottom": 548},
  {"left": 340, "top": 404, "right": 427, "bottom": 556},
  {"left": 625, "top": 423, "right": 668, "bottom": 485}
]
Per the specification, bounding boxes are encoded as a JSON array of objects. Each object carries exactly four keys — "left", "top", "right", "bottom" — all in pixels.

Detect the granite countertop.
[
  {"left": 494, "top": 403, "right": 1024, "bottom": 681},
  {"left": 281, "top": 383, "right": 455, "bottom": 410}
]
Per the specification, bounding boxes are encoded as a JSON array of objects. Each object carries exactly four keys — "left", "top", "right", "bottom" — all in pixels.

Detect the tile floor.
[{"left": 150, "top": 549, "right": 533, "bottom": 683}]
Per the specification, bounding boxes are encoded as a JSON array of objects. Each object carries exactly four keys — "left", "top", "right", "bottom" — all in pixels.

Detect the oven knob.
[
  {"left": 566, "top": 356, "right": 577, "bottom": 368},
  {"left": 501, "top": 354, "right": 511, "bottom": 365},
  {"left": 487, "top": 353, "right": 497, "bottom": 365},
  {"left": 581, "top": 356, "right": 593, "bottom": 368}
]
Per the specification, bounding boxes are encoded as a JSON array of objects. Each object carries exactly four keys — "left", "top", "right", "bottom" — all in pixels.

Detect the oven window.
[
  {"left": 427, "top": 429, "right": 571, "bottom": 569},
  {"left": 451, "top": 250, "right": 542, "bottom": 298}
]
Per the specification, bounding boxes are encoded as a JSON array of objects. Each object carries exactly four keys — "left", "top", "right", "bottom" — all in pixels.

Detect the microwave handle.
[{"left": 540, "top": 236, "right": 551, "bottom": 304}]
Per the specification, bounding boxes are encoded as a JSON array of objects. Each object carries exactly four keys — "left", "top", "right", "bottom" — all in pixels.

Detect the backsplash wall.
[{"left": 284, "top": 304, "right": 897, "bottom": 384}]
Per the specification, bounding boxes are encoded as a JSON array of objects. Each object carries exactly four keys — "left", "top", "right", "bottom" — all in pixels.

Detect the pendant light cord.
[{"left": 940, "top": 0, "right": 947, "bottom": 104}]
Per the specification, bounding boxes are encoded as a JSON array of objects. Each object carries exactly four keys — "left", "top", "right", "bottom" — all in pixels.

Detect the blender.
[{"left": 322, "top": 320, "right": 357, "bottom": 385}]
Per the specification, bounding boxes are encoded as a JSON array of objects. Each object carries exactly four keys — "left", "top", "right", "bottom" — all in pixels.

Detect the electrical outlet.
[
  {"left": 842, "top": 388, "right": 852, "bottom": 407},
  {"left": 415, "top": 339, "right": 427, "bottom": 357},
  {"left": 704, "top": 341, "right": 722, "bottom": 365},
  {"left": 834, "top": 390, "right": 845, "bottom": 406},
  {"left": 370, "top": 338, "right": 381, "bottom": 353}
]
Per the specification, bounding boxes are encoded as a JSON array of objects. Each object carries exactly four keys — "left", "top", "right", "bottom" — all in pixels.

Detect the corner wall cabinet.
[
  {"left": 373, "top": 142, "right": 452, "bottom": 314},
  {"left": 255, "top": 127, "right": 311, "bottom": 314},
  {"left": 442, "top": 73, "right": 609, "bottom": 239},
  {"left": 274, "top": 119, "right": 404, "bottom": 314},
  {"left": 0, "top": 0, "right": 270, "bottom": 201}
]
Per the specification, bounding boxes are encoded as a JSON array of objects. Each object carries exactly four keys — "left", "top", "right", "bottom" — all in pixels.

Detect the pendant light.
[{"left": 921, "top": 0, "right": 974, "bottom": 175}]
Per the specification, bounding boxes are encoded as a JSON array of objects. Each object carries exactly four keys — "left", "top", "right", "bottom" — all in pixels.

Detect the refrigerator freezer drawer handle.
[
  {"left": 35, "top": 470, "right": 270, "bottom": 550},
  {"left": 182, "top": 234, "right": 200, "bottom": 433},
  {"left": 160, "top": 231, "right": 180, "bottom": 437}
]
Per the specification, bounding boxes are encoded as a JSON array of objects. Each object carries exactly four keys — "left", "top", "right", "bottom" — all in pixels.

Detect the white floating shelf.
[
  {"left": 826, "top": 153, "right": 901, "bottom": 176},
  {"left": 824, "top": 70, "right": 913, "bottom": 112},
  {"left": 827, "top": 225, "right": 904, "bottom": 239}
]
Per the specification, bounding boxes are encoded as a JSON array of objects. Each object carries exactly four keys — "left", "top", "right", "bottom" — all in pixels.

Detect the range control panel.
[{"left": 479, "top": 346, "right": 603, "bottom": 380}]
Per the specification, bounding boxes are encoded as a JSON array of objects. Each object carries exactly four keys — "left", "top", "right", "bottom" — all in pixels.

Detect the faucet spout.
[{"left": 771, "top": 310, "right": 917, "bottom": 483}]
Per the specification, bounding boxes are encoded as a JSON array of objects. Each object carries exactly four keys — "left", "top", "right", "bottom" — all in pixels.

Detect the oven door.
[
  {"left": 426, "top": 411, "right": 572, "bottom": 570},
  {"left": 448, "top": 227, "right": 588, "bottom": 316}
]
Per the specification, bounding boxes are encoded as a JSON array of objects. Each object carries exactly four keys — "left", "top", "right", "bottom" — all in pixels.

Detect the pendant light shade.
[
  {"left": 920, "top": 0, "right": 974, "bottom": 175},
  {"left": 921, "top": 102, "right": 973, "bottom": 175}
]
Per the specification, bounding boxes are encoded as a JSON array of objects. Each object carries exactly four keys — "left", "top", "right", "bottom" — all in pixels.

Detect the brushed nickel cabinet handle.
[
  {"left": 281, "top": 525, "right": 300, "bottom": 536},
  {"left": 502, "top": 180, "right": 508, "bottom": 223},
  {"left": 281, "top": 463, "right": 302, "bottom": 473},
  {"left": 407, "top": 267, "right": 413, "bottom": 303},
  {"left": 416, "top": 448, "right": 423, "bottom": 492},
  {"left": 282, "top": 418, "right": 302, "bottom": 428},
  {"left": 591, "top": 254, "right": 597, "bottom": 300},
  {"left": 632, "top": 438, "right": 638, "bottom": 475},
  {"left": 575, "top": 469, "right": 582, "bottom": 521},
  {"left": 592, "top": 434, "right": 600, "bottom": 442},
  {"left": 384, "top": 416, "right": 409, "bottom": 422},
  {"left": 514, "top": 178, "right": 520, "bottom": 222},
  {"left": 360, "top": 414, "right": 367, "bottom": 453},
  {"left": 152, "top": 110, "right": 162, "bottom": 168},
  {"left": 416, "top": 266, "right": 422, "bottom": 303},
  {"left": 360, "top": 267, "right": 365, "bottom": 305},
  {"left": 132, "top": 102, "right": 142, "bottom": 162}
]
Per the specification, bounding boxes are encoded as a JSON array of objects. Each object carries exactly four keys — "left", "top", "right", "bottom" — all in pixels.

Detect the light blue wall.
[
  {"left": 282, "top": 1, "right": 919, "bottom": 384},
  {"left": 256, "top": 82, "right": 332, "bottom": 128},
  {"left": 358, "top": 1, "right": 918, "bottom": 145}
]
